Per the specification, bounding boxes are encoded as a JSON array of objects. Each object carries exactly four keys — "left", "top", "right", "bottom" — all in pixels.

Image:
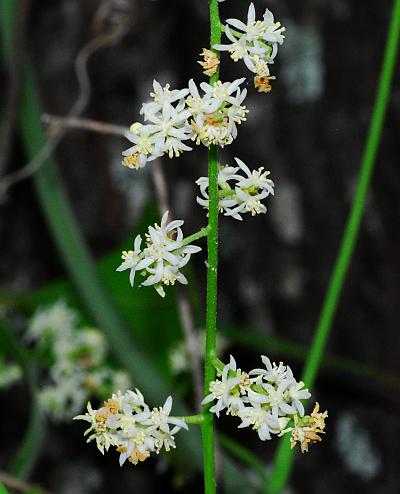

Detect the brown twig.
[
  {"left": 41, "top": 114, "right": 127, "bottom": 137},
  {"left": 0, "top": 471, "right": 51, "bottom": 494},
  {"left": 0, "top": 0, "right": 133, "bottom": 201},
  {"left": 175, "top": 285, "right": 204, "bottom": 410},
  {"left": 150, "top": 161, "right": 204, "bottom": 411}
]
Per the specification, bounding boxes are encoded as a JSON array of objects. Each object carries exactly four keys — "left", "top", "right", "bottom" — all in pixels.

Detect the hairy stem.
[
  {"left": 267, "top": 0, "right": 400, "bottom": 492},
  {"left": 201, "top": 1, "right": 221, "bottom": 493}
]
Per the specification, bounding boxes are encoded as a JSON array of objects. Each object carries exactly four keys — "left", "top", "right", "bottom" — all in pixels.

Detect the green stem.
[
  {"left": 201, "top": 2, "right": 221, "bottom": 494},
  {"left": 267, "top": 1, "right": 400, "bottom": 492},
  {"left": 181, "top": 226, "right": 210, "bottom": 246}
]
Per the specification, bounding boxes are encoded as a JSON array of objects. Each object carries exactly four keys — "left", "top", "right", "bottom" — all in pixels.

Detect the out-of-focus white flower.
[
  {"left": 214, "top": 3, "right": 285, "bottom": 91},
  {"left": 27, "top": 300, "right": 77, "bottom": 342},
  {"left": 74, "top": 390, "right": 188, "bottom": 466},
  {"left": 0, "top": 364, "right": 22, "bottom": 389},
  {"left": 116, "top": 211, "right": 201, "bottom": 297},
  {"left": 335, "top": 412, "right": 381, "bottom": 480},
  {"left": 187, "top": 78, "right": 248, "bottom": 147},
  {"left": 202, "top": 354, "right": 326, "bottom": 451},
  {"left": 196, "top": 157, "right": 274, "bottom": 220},
  {"left": 25, "top": 300, "right": 132, "bottom": 421},
  {"left": 110, "top": 370, "right": 131, "bottom": 394},
  {"left": 168, "top": 330, "right": 228, "bottom": 375}
]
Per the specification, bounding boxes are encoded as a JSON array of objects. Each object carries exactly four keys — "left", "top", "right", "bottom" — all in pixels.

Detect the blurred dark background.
[{"left": 1, "top": 0, "right": 400, "bottom": 493}]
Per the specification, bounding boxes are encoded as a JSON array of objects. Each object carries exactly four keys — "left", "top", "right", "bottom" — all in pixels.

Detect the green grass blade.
[
  {"left": 223, "top": 327, "right": 400, "bottom": 391},
  {"left": 0, "top": 483, "right": 10, "bottom": 494},
  {"left": 220, "top": 433, "right": 268, "bottom": 483},
  {"left": 0, "top": 318, "right": 44, "bottom": 478}
]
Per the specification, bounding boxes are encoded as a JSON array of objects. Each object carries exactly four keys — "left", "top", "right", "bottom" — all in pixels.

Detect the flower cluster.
[
  {"left": 214, "top": 2, "right": 285, "bottom": 92},
  {"left": 74, "top": 390, "right": 188, "bottom": 466},
  {"left": 122, "top": 77, "right": 248, "bottom": 170},
  {"left": 26, "top": 300, "right": 131, "bottom": 420},
  {"left": 187, "top": 78, "right": 248, "bottom": 147},
  {"left": 196, "top": 157, "right": 274, "bottom": 220},
  {"left": 122, "top": 81, "right": 192, "bottom": 170},
  {"left": 202, "top": 355, "right": 327, "bottom": 450},
  {"left": 116, "top": 211, "right": 201, "bottom": 298}
]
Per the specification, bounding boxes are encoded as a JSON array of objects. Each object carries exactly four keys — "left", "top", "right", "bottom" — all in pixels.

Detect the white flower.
[
  {"left": 248, "top": 383, "right": 296, "bottom": 418},
  {"left": 116, "top": 235, "right": 150, "bottom": 286},
  {"left": 122, "top": 123, "right": 163, "bottom": 170},
  {"left": 214, "top": 3, "right": 285, "bottom": 89},
  {"left": 287, "top": 381, "right": 311, "bottom": 417},
  {"left": 234, "top": 157, "right": 274, "bottom": 194},
  {"left": 143, "top": 100, "right": 192, "bottom": 158},
  {"left": 123, "top": 81, "right": 192, "bottom": 169},
  {"left": 133, "top": 396, "right": 188, "bottom": 434},
  {"left": 196, "top": 158, "right": 274, "bottom": 220},
  {"left": 201, "top": 355, "right": 249, "bottom": 417},
  {"left": 249, "top": 356, "right": 288, "bottom": 385},
  {"left": 116, "top": 211, "right": 201, "bottom": 297},
  {"left": 140, "top": 80, "right": 189, "bottom": 118},
  {"left": 237, "top": 403, "right": 280, "bottom": 440}
]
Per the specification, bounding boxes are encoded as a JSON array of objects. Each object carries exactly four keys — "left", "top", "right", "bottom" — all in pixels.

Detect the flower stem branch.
[
  {"left": 212, "top": 356, "right": 225, "bottom": 372},
  {"left": 180, "top": 414, "right": 205, "bottom": 425},
  {"left": 181, "top": 226, "right": 210, "bottom": 246},
  {"left": 267, "top": 0, "right": 400, "bottom": 492}
]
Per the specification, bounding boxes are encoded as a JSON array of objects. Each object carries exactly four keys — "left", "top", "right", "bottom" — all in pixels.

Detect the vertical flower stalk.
[{"left": 201, "top": 1, "right": 221, "bottom": 493}]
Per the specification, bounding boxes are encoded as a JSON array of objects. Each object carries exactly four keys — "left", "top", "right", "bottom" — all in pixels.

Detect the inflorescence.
[
  {"left": 74, "top": 0, "right": 329, "bottom": 468},
  {"left": 202, "top": 355, "right": 327, "bottom": 452},
  {"left": 116, "top": 210, "right": 201, "bottom": 298},
  {"left": 74, "top": 390, "right": 187, "bottom": 466},
  {"left": 215, "top": 2, "right": 285, "bottom": 92},
  {"left": 196, "top": 157, "right": 274, "bottom": 220}
]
